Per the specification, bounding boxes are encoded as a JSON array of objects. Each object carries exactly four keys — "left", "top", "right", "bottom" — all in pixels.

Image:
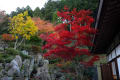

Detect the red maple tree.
[{"left": 42, "top": 6, "right": 99, "bottom": 66}]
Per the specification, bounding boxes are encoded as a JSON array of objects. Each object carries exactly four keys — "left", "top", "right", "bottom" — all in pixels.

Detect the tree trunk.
[
  {"left": 14, "top": 38, "right": 18, "bottom": 49},
  {"left": 14, "top": 38, "right": 24, "bottom": 49}
]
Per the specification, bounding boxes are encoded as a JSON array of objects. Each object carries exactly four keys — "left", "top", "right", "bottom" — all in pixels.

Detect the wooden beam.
[{"left": 105, "top": 8, "right": 120, "bottom": 16}]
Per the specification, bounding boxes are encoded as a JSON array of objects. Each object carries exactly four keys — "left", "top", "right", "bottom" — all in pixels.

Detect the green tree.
[
  {"left": 38, "top": 0, "right": 98, "bottom": 22},
  {"left": 33, "top": 7, "right": 41, "bottom": 17},
  {"left": 0, "top": 11, "right": 9, "bottom": 34},
  {"left": 10, "top": 6, "right": 33, "bottom": 17},
  {"left": 26, "top": 5, "right": 33, "bottom": 17}
]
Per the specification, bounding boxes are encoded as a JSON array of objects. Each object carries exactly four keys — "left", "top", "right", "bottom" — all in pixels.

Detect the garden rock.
[
  {"left": 0, "top": 69, "right": 4, "bottom": 77},
  {"left": 14, "top": 55, "right": 22, "bottom": 68},
  {"left": 1, "top": 77, "right": 13, "bottom": 80},
  {"left": 22, "top": 59, "right": 30, "bottom": 77},
  {"left": 21, "top": 50, "right": 28, "bottom": 55},
  {"left": 5, "top": 63, "right": 10, "bottom": 70},
  {"left": 36, "top": 59, "right": 51, "bottom": 80},
  {"left": 0, "top": 42, "right": 8, "bottom": 50},
  {"left": 0, "top": 63, "right": 3, "bottom": 67},
  {"left": 29, "top": 57, "right": 34, "bottom": 76},
  {"left": 36, "top": 54, "right": 43, "bottom": 66},
  {"left": 7, "top": 55, "right": 22, "bottom": 77}
]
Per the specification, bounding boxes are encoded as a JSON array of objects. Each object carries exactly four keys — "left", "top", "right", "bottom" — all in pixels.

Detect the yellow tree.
[{"left": 9, "top": 11, "right": 38, "bottom": 49}]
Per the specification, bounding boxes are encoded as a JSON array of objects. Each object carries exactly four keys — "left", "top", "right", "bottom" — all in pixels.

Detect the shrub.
[
  {"left": 49, "top": 58, "right": 61, "bottom": 64},
  {"left": 0, "top": 53, "right": 5, "bottom": 63},
  {"left": 19, "top": 44, "right": 32, "bottom": 51},
  {"left": 6, "top": 48, "right": 31, "bottom": 59},
  {"left": 5, "top": 48, "right": 19, "bottom": 55},
  {"left": 2, "top": 34, "right": 15, "bottom": 41},
  {"left": 19, "top": 51, "right": 32, "bottom": 60},
  {"left": 0, "top": 53, "right": 15, "bottom": 63},
  {"left": 27, "top": 35, "right": 42, "bottom": 46},
  {"left": 8, "top": 42, "right": 14, "bottom": 48},
  {"left": 0, "top": 35, "right": 2, "bottom": 39},
  {"left": 32, "top": 45, "right": 42, "bottom": 53},
  {"left": 5, "top": 56, "right": 15, "bottom": 63}
]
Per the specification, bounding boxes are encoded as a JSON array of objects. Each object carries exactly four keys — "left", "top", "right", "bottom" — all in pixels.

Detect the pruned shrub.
[
  {"left": 19, "top": 44, "right": 32, "bottom": 51},
  {"left": 0, "top": 53, "right": 14, "bottom": 63},
  {"left": 6, "top": 48, "right": 19, "bottom": 55},
  {"left": 19, "top": 51, "right": 32, "bottom": 60},
  {"left": 32, "top": 45, "right": 42, "bottom": 53}
]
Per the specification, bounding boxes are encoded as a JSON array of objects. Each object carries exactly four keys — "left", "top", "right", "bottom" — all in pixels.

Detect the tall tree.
[
  {"left": 42, "top": 7, "right": 100, "bottom": 80},
  {"left": 38, "top": 0, "right": 98, "bottom": 22},
  {"left": 0, "top": 10, "right": 9, "bottom": 34},
  {"left": 42, "top": 6, "right": 98, "bottom": 63},
  {"left": 26, "top": 5, "right": 33, "bottom": 17},
  {"left": 10, "top": 6, "right": 33, "bottom": 17},
  {"left": 33, "top": 7, "right": 41, "bottom": 17}
]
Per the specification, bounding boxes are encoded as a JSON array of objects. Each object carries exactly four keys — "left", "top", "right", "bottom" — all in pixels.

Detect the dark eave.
[{"left": 92, "top": 0, "right": 120, "bottom": 53}]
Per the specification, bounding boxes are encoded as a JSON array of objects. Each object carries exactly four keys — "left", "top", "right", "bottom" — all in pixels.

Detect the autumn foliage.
[
  {"left": 9, "top": 11, "right": 38, "bottom": 49},
  {"left": 32, "top": 17, "right": 54, "bottom": 33},
  {"left": 2, "top": 33, "right": 15, "bottom": 41},
  {"left": 9, "top": 11, "right": 38, "bottom": 40},
  {"left": 42, "top": 6, "right": 99, "bottom": 65}
]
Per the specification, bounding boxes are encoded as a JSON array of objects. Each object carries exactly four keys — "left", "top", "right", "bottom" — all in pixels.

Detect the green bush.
[
  {"left": 0, "top": 35, "right": 2, "bottom": 39},
  {"left": 0, "top": 53, "right": 5, "bottom": 63},
  {"left": 6, "top": 48, "right": 19, "bottom": 55},
  {"left": 19, "top": 44, "right": 32, "bottom": 51},
  {"left": 0, "top": 53, "right": 15, "bottom": 63},
  {"left": 5, "top": 56, "right": 15, "bottom": 63},
  {"left": 19, "top": 51, "right": 32, "bottom": 60},
  {"left": 6, "top": 48, "right": 32, "bottom": 59},
  {"left": 0, "top": 48, "right": 32, "bottom": 63},
  {"left": 49, "top": 58, "right": 61, "bottom": 64},
  {"left": 8, "top": 42, "right": 14, "bottom": 48},
  {"left": 27, "top": 35, "right": 42, "bottom": 46},
  {"left": 32, "top": 45, "right": 42, "bottom": 53}
]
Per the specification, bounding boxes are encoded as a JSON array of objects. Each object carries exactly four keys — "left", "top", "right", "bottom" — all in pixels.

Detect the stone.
[
  {"left": 29, "top": 58, "right": 35, "bottom": 76},
  {"left": 0, "top": 63, "right": 3, "bottom": 67},
  {"left": 7, "top": 55, "right": 22, "bottom": 77},
  {"left": 13, "top": 77, "right": 24, "bottom": 80},
  {"left": 0, "top": 42, "right": 8, "bottom": 51},
  {"left": 0, "top": 46, "right": 4, "bottom": 50},
  {"left": 36, "top": 54, "right": 43, "bottom": 66},
  {"left": 1, "top": 77, "right": 13, "bottom": 80},
  {"left": 0, "top": 69, "right": 4, "bottom": 77},
  {"left": 25, "top": 77, "right": 29, "bottom": 80},
  {"left": 21, "top": 50, "right": 28, "bottom": 55},
  {"left": 14, "top": 55, "right": 22, "bottom": 68},
  {"left": 0, "top": 69, "right": 7, "bottom": 76},
  {"left": 8, "top": 62, "right": 20, "bottom": 76},
  {"left": 5, "top": 63, "right": 10, "bottom": 70},
  {"left": 36, "top": 59, "right": 51, "bottom": 80},
  {"left": 22, "top": 59, "right": 30, "bottom": 77}
]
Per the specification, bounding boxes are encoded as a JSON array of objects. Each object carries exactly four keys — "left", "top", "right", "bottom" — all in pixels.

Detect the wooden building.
[{"left": 92, "top": 0, "right": 120, "bottom": 80}]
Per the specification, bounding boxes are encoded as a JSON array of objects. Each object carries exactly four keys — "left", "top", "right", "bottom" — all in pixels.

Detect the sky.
[{"left": 0, "top": 0, "right": 48, "bottom": 14}]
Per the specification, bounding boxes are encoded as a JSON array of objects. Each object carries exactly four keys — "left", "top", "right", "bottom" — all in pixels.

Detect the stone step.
[{"left": 13, "top": 77, "right": 24, "bottom": 80}]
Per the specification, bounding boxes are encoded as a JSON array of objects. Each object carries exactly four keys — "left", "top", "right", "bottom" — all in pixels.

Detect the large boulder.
[
  {"left": 14, "top": 55, "right": 22, "bottom": 68},
  {"left": 22, "top": 59, "right": 30, "bottom": 77},
  {"left": 29, "top": 57, "right": 35, "bottom": 76},
  {"left": 1, "top": 77, "right": 13, "bottom": 80},
  {"left": 7, "top": 55, "right": 22, "bottom": 77},
  {"left": 21, "top": 50, "right": 28, "bottom": 55},
  {"left": 36, "top": 60, "right": 51, "bottom": 80}
]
